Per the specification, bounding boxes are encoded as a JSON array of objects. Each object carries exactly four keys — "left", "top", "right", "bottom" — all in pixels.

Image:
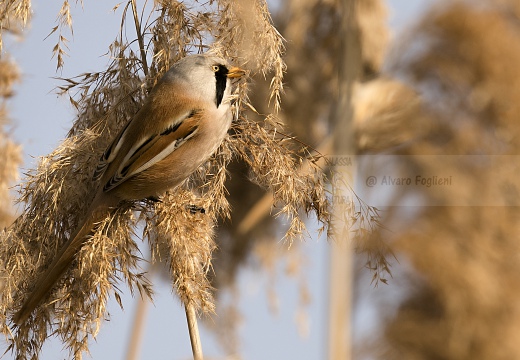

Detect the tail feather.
[{"left": 13, "top": 200, "right": 113, "bottom": 325}]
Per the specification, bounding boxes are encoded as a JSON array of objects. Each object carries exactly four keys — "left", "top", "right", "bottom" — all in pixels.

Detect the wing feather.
[
  {"left": 102, "top": 111, "right": 200, "bottom": 192},
  {"left": 92, "top": 119, "right": 133, "bottom": 181}
]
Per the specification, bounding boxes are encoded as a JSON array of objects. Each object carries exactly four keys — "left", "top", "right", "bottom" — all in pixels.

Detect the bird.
[{"left": 13, "top": 53, "right": 245, "bottom": 325}]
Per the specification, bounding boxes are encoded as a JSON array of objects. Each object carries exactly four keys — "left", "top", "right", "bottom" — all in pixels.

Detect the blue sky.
[{"left": 4, "top": 1, "right": 433, "bottom": 359}]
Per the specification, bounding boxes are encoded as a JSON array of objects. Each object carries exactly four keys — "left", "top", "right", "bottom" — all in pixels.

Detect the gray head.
[{"left": 161, "top": 54, "right": 242, "bottom": 108}]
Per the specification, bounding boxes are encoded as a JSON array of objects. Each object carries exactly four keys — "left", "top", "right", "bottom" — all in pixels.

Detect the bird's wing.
[
  {"left": 92, "top": 105, "right": 194, "bottom": 181},
  {"left": 92, "top": 119, "right": 133, "bottom": 181},
  {"left": 102, "top": 110, "right": 200, "bottom": 192}
]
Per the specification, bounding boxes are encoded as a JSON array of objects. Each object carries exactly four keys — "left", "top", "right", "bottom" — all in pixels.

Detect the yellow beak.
[{"left": 227, "top": 66, "right": 246, "bottom": 79}]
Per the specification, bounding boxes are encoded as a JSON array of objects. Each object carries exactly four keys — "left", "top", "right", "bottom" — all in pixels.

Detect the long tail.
[{"left": 13, "top": 196, "right": 115, "bottom": 325}]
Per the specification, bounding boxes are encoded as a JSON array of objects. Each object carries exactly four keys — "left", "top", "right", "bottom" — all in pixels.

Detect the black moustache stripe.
[{"left": 215, "top": 65, "right": 228, "bottom": 108}]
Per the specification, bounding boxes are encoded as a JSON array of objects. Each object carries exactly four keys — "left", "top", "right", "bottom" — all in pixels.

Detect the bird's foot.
[
  {"left": 146, "top": 196, "right": 163, "bottom": 203},
  {"left": 186, "top": 204, "right": 206, "bottom": 214}
]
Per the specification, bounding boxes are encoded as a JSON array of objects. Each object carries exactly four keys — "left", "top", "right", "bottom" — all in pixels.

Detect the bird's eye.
[{"left": 212, "top": 65, "right": 220, "bottom": 72}]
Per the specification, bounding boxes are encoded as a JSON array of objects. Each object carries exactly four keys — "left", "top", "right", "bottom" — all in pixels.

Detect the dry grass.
[
  {"left": 0, "top": 59, "right": 21, "bottom": 228},
  {"left": 206, "top": 0, "right": 393, "bottom": 354},
  {"left": 0, "top": 1, "right": 335, "bottom": 359},
  {"left": 0, "top": 0, "right": 30, "bottom": 52},
  {"left": 353, "top": 1, "right": 520, "bottom": 358}
]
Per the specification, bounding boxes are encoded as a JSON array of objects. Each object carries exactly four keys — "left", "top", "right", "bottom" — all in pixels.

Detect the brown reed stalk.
[
  {"left": 124, "top": 266, "right": 151, "bottom": 360},
  {"left": 186, "top": 303, "right": 203, "bottom": 360}
]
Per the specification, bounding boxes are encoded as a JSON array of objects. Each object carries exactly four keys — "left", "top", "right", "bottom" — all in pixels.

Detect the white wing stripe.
[
  {"left": 116, "top": 111, "right": 192, "bottom": 176},
  {"left": 108, "top": 119, "right": 133, "bottom": 163},
  {"left": 127, "top": 128, "right": 198, "bottom": 178}
]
